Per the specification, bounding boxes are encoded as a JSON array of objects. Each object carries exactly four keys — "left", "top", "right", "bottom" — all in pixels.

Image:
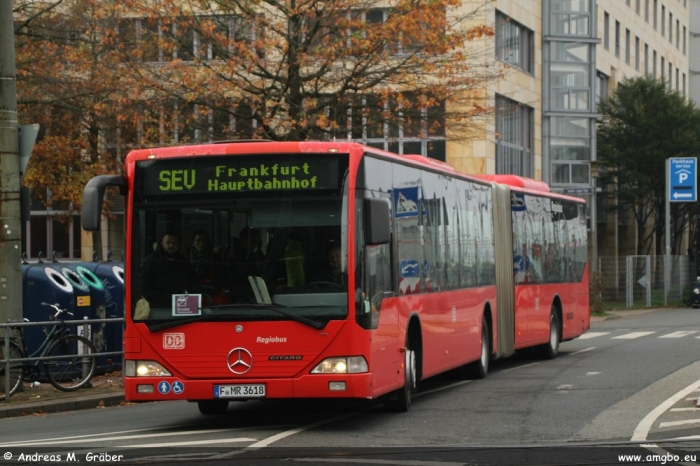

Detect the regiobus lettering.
[
  {"left": 82, "top": 141, "right": 590, "bottom": 415},
  {"left": 257, "top": 337, "right": 288, "bottom": 344}
]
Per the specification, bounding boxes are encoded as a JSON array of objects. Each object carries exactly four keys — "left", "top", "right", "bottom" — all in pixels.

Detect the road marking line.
[
  {"left": 660, "top": 331, "right": 699, "bottom": 338},
  {"left": 632, "top": 378, "right": 700, "bottom": 441},
  {"left": 613, "top": 331, "right": 656, "bottom": 339},
  {"left": 247, "top": 414, "right": 356, "bottom": 449},
  {"left": 0, "top": 428, "right": 248, "bottom": 447},
  {"left": 415, "top": 380, "right": 472, "bottom": 397},
  {"left": 571, "top": 347, "right": 596, "bottom": 355},
  {"left": 117, "top": 438, "right": 256, "bottom": 448},
  {"left": 501, "top": 362, "right": 540, "bottom": 373},
  {"left": 578, "top": 332, "right": 610, "bottom": 340},
  {"left": 671, "top": 407, "right": 700, "bottom": 411},
  {"left": 659, "top": 419, "right": 700, "bottom": 428}
]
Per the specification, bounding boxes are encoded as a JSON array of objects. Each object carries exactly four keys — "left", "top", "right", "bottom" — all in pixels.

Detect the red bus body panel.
[{"left": 118, "top": 142, "right": 588, "bottom": 403}]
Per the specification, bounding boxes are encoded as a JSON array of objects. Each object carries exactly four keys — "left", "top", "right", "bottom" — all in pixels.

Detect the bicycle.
[{"left": 0, "top": 302, "right": 97, "bottom": 400}]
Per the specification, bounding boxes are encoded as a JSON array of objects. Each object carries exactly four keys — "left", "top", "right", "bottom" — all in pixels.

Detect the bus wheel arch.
[
  {"left": 383, "top": 315, "right": 422, "bottom": 412},
  {"left": 537, "top": 298, "right": 562, "bottom": 360},
  {"left": 461, "top": 306, "right": 492, "bottom": 379}
]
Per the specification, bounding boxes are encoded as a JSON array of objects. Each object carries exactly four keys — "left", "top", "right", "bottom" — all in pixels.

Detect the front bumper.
[{"left": 124, "top": 373, "right": 374, "bottom": 402}]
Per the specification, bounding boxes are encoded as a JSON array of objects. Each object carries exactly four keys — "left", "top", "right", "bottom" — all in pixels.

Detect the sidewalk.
[
  {"left": 589, "top": 307, "right": 663, "bottom": 323},
  {"left": 0, "top": 308, "right": 670, "bottom": 420},
  {"left": 0, "top": 370, "right": 125, "bottom": 419}
]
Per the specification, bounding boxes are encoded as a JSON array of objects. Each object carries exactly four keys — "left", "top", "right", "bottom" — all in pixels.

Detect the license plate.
[{"left": 215, "top": 384, "right": 266, "bottom": 398}]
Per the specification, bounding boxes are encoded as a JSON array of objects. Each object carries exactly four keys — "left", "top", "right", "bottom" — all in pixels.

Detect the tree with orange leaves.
[{"left": 14, "top": 0, "right": 501, "bottom": 217}]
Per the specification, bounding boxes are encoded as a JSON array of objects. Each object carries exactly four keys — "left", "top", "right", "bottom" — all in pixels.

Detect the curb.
[{"left": 0, "top": 393, "right": 125, "bottom": 419}]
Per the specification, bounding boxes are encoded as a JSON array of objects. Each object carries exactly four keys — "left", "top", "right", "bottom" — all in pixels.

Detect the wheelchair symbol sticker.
[
  {"left": 172, "top": 381, "right": 184, "bottom": 395},
  {"left": 158, "top": 381, "right": 171, "bottom": 394}
]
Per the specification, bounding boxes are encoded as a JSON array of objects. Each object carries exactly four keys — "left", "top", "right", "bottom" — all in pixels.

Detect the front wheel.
[
  {"left": 536, "top": 308, "right": 560, "bottom": 360},
  {"left": 45, "top": 335, "right": 97, "bottom": 391},
  {"left": 0, "top": 339, "right": 24, "bottom": 400},
  {"left": 383, "top": 348, "right": 416, "bottom": 412}
]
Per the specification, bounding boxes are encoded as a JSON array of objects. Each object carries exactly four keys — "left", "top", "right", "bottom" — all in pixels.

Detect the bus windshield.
[{"left": 130, "top": 153, "right": 350, "bottom": 327}]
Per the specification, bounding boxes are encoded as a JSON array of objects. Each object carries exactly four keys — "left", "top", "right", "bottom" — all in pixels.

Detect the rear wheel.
[
  {"left": 383, "top": 347, "right": 416, "bottom": 412},
  {"left": 462, "top": 319, "right": 490, "bottom": 379},
  {"left": 0, "top": 339, "right": 24, "bottom": 400},
  {"left": 45, "top": 335, "right": 97, "bottom": 391},
  {"left": 198, "top": 400, "right": 229, "bottom": 415},
  {"left": 536, "top": 308, "right": 560, "bottom": 360}
]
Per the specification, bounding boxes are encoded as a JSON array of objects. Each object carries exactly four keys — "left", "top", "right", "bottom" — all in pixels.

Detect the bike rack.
[{"left": 1, "top": 317, "right": 124, "bottom": 403}]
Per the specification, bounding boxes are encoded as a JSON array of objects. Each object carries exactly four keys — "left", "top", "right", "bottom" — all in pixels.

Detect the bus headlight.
[
  {"left": 311, "top": 357, "right": 368, "bottom": 374},
  {"left": 125, "top": 360, "right": 172, "bottom": 377}
]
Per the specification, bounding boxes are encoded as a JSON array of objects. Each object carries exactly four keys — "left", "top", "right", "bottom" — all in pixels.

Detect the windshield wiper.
[{"left": 206, "top": 303, "right": 326, "bottom": 330}]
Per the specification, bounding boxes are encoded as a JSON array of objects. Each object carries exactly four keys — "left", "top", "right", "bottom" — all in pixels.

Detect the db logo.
[{"left": 163, "top": 333, "right": 185, "bottom": 349}]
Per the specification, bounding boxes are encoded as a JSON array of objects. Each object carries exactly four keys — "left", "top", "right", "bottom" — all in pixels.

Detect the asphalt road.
[{"left": 1, "top": 307, "right": 700, "bottom": 465}]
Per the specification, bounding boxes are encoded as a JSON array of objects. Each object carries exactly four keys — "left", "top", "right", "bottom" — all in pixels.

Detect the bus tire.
[
  {"left": 462, "top": 318, "right": 489, "bottom": 379},
  {"left": 198, "top": 400, "right": 229, "bottom": 415},
  {"left": 537, "top": 307, "right": 560, "bottom": 360},
  {"left": 383, "top": 348, "right": 416, "bottom": 413}
]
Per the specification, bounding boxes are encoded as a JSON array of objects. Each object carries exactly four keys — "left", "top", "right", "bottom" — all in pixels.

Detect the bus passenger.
[
  {"left": 229, "top": 227, "right": 266, "bottom": 301},
  {"left": 284, "top": 231, "right": 306, "bottom": 289},
  {"left": 188, "top": 230, "right": 219, "bottom": 282},
  {"left": 142, "top": 232, "right": 198, "bottom": 308},
  {"left": 311, "top": 245, "right": 346, "bottom": 286}
]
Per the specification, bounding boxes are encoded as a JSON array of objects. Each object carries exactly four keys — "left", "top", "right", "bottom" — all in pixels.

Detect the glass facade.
[{"left": 543, "top": 0, "right": 597, "bottom": 189}]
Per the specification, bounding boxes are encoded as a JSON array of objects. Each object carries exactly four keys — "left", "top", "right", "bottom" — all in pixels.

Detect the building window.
[
  {"left": 668, "top": 12, "right": 672, "bottom": 42},
  {"left": 644, "top": 43, "right": 649, "bottom": 74},
  {"left": 615, "top": 20, "right": 620, "bottom": 57},
  {"left": 683, "top": 73, "right": 686, "bottom": 96},
  {"left": 661, "top": 5, "right": 665, "bottom": 36},
  {"left": 596, "top": 71, "right": 608, "bottom": 103},
  {"left": 661, "top": 56, "right": 665, "bottom": 81},
  {"left": 676, "top": 20, "right": 680, "bottom": 48},
  {"left": 341, "top": 93, "right": 446, "bottom": 160},
  {"left": 645, "top": 0, "right": 649, "bottom": 21},
  {"left": 636, "top": 0, "right": 641, "bottom": 14},
  {"left": 496, "top": 12, "right": 534, "bottom": 74},
  {"left": 625, "top": 29, "right": 630, "bottom": 64},
  {"left": 603, "top": 12, "right": 609, "bottom": 49},
  {"left": 676, "top": 67, "right": 679, "bottom": 90},
  {"left": 550, "top": 116, "right": 591, "bottom": 185},
  {"left": 635, "top": 36, "right": 640, "bottom": 70},
  {"left": 683, "top": 26, "right": 686, "bottom": 54},
  {"left": 668, "top": 62, "right": 672, "bottom": 89},
  {"left": 550, "top": 0, "right": 590, "bottom": 36},
  {"left": 550, "top": 41, "right": 591, "bottom": 111},
  {"left": 495, "top": 95, "right": 532, "bottom": 177},
  {"left": 654, "top": 0, "right": 658, "bottom": 28},
  {"left": 653, "top": 50, "right": 657, "bottom": 77}
]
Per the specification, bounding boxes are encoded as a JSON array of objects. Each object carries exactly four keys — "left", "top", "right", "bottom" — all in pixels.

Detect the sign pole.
[
  {"left": 666, "top": 157, "right": 698, "bottom": 306},
  {"left": 665, "top": 159, "right": 670, "bottom": 306}
]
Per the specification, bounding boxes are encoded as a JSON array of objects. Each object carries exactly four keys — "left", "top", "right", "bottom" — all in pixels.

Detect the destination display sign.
[{"left": 137, "top": 154, "right": 342, "bottom": 196}]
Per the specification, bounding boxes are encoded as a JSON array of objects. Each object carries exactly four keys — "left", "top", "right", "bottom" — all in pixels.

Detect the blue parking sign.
[{"left": 669, "top": 158, "right": 697, "bottom": 202}]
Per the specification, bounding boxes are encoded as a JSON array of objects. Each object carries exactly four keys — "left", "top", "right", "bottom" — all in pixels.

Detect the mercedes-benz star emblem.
[{"left": 227, "top": 347, "right": 253, "bottom": 374}]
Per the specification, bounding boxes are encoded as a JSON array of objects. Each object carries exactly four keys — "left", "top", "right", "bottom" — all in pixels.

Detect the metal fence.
[
  {"left": 596, "top": 255, "right": 691, "bottom": 308},
  {"left": 1, "top": 317, "right": 124, "bottom": 403}
]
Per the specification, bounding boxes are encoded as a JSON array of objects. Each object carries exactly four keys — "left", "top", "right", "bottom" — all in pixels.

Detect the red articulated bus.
[{"left": 81, "top": 141, "right": 589, "bottom": 415}]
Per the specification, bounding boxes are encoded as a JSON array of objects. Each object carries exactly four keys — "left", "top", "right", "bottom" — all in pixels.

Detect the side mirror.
[
  {"left": 364, "top": 197, "right": 391, "bottom": 245},
  {"left": 82, "top": 175, "right": 126, "bottom": 231}
]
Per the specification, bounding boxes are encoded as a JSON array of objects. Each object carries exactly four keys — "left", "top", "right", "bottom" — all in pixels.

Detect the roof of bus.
[{"left": 470, "top": 174, "right": 550, "bottom": 192}]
